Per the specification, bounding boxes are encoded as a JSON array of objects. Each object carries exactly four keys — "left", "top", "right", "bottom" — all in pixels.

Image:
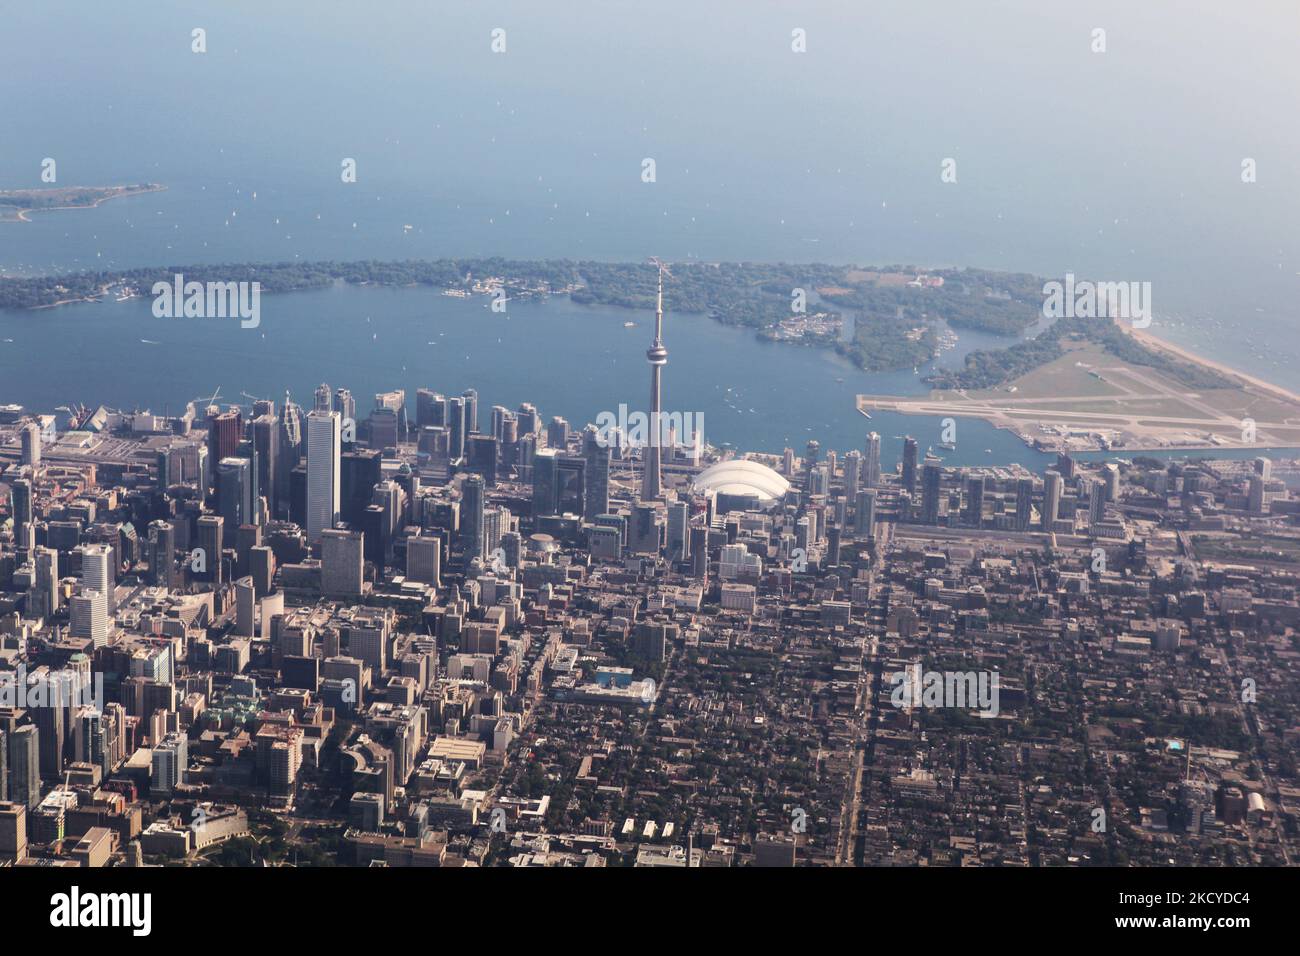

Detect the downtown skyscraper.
[
  {"left": 864, "top": 432, "right": 882, "bottom": 488},
  {"left": 80, "top": 542, "right": 113, "bottom": 613},
  {"left": 583, "top": 425, "right": 610, "bottom": 519},
  {"left": 306, "top": 409, "right": 341, "bottom": 542}
]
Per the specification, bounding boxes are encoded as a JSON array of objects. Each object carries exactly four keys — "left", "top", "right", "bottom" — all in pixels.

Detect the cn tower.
[{"left": 642, "top": 259, "right": 669, "bottom": 501}]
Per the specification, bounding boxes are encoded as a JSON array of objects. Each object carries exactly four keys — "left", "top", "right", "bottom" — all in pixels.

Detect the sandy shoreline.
[{"left": 1128, "top": 326, "right": 1300, "bottom": 406}]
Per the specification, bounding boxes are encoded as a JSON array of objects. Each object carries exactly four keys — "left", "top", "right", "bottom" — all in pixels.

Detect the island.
[
  {"left": 0, "top": 256, "right": 1041, "bottom": 373},
  {"left": 5, "top": 254, "right": 1294, "bottom": 455},
  {"left": 0, "top": 183, "right": 166, "bottom": 222}
]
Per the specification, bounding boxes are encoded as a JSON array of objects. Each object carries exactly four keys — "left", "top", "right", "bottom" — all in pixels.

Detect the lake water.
[
  {"left": 2, "top": 0, "right": 1297, "bottom": 467},
  {"left": 0, "top": 282, "right": 1044, "bottom": 467}
]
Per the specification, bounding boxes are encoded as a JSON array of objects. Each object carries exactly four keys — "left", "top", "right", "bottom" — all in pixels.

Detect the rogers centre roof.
[{"left": 691, "top": 459, "right": 791, "bottom": 502}]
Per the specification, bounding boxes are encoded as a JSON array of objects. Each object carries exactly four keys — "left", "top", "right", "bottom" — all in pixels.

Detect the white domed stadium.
[{"left": 691, "top": 459, "right": 791, "bottom": 510}]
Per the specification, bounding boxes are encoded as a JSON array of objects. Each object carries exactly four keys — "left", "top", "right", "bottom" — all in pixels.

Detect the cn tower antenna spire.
[
  {"left": 654, "top": 261, "right": 665, "bottom": 344},
  {"left": 642, "top": 258, "right": 671, "bottom": 501}
]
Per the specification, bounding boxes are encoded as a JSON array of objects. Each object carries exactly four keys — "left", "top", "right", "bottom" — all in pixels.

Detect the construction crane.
[{"left": 192, "top": 386, "right": 222, "bottom": 410}]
